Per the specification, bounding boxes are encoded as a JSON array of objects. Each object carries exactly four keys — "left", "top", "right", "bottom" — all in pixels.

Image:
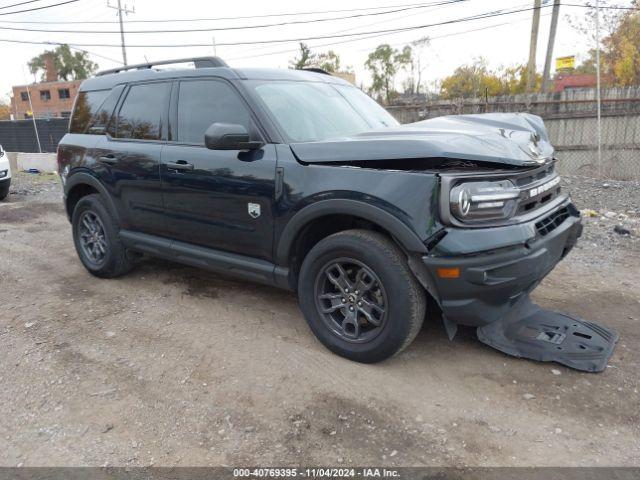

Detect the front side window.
[
  {"left": 177, "top": 79, "right": 250, "bottom": 144},
  {"left": 115, "top": 82, "right": 169, "bottom": 140},
  {"left": 248, "top": 81, "right": 399, "bottom": 143}
]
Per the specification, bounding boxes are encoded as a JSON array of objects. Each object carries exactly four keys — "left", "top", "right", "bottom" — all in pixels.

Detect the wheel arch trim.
[
  {"left": 276, "top": 199, "right": 428, "bottom": 266},
  {"left": 64, "top": 172, "right": 120, "bottom": 224}
]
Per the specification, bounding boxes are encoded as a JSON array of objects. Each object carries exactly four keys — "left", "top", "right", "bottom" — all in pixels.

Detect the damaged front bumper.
[
  {"left": 411, "top": 199, "right": 583, "bottom": 328},
  {"left": 409, "top": 199, "right": 619, "bottom": 372}
]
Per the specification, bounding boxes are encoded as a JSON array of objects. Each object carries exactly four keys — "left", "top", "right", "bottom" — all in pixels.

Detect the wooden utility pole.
[
  {"left": 108, "top": 0, "right": 135, "bottom": 66},
  {"left": 526, "top": 0, "right": 542, "bottom": 92},
  {"left": 542, "top": 0, "right": 561, "bottom": 93}
]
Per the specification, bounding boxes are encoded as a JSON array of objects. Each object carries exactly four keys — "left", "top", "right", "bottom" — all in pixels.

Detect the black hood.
[{"left": 289, "top": 113, "right": 554, "bottom": 168}]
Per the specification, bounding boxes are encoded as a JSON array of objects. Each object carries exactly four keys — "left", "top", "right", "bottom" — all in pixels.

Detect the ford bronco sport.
[{"left": 57, "top": 57, "right": 617, "bottom": 371}]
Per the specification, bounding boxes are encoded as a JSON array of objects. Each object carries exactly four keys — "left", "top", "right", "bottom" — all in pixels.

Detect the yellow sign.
[{"left": 556, "top": 56, "right": 575, "bottom": 70}]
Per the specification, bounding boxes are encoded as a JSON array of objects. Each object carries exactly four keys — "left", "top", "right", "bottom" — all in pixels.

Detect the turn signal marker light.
[{"left": 437, "top": 267, "right": 460, "bottom": 279}]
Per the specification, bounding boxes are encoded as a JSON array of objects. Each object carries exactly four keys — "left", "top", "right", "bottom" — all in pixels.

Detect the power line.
[
  {"left": 0, "top": 3, "right": 554, "bottom": 45},
  {"left": 0, "top": 0, "right": 469, "bottom": 33},
  {"left": 68, "top": 44, "right": 123, "bottom": 64},
  {"left": 229, "top": 4, "right": 542, "bottom": 61},
  {"left": 0, "top": 0, "right": 464, "bottom": 23},
  {"left": 228, "top": 0, "right": 482, "bottom": 61},
  {"left": 0, "top": 0, "right": 47, "bottom": 10},
  {"left": 0, "top": 2, "right": 634, "bottom": 49},
  {"left": 0, "top": 0, "right": 79, "bottom": 16},
  {"left": 0, "top": 0, "right": 634, "bottom": 24}
]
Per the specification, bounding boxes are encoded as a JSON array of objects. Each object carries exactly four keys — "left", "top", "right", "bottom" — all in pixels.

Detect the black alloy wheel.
[
  {"left": 71, "top": 193, "right": 136, "bottom": 278},
  {"left": 315, "top": 258, "right": 388, "bottom": 343},
  {"left": 78, "top": 210, "right": 109, "bottom": 266},
  {"left": 298, "top": 229, "right": 426, "bottom": 363}
]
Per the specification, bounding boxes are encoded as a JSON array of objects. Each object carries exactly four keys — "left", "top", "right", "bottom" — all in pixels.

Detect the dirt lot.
[{"left": 0, "top": 173, "right": 639, "bottom": 467}]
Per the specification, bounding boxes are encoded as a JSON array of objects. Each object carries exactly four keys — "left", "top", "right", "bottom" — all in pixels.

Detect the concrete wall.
[{"left": 8, "top": 152, "right": 57, "bottom": 173}]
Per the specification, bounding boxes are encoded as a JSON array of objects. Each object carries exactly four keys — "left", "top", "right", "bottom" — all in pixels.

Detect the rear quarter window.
[{"left": 69, "top": 90, "right": 110, "bottom": 134}]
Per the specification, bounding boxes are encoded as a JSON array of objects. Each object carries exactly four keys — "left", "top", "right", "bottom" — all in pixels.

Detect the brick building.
[
  {"left": 10, "top": 54, "right": 81, "bottom": 120},
  {"left": 553, "top": 73, "right": 614, "bottom": 93}
]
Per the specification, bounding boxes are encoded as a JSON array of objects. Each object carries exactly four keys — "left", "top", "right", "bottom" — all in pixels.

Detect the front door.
[{"left": 160, "top": 78, "right": 276, "bottom": 261}]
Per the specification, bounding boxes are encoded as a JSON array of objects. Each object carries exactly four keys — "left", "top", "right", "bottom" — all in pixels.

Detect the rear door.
[
  {"left": 160, "top": 78, "right": 277, "bottom": 261},
  {"left": 93, "top": 81, "right": 170, "bottom": 235}
]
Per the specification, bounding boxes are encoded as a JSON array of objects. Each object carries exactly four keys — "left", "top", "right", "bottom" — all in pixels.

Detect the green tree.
[
  {"left": 365, "top": 44, "right": 412, "bottom": 104},
  {"left": 440, "top": 59, "right": 539, "bottom": 99},
  {"left": 289, "top": 43, "right": 347, "bottom": 74},
  {"left": 404, "top": 37, "right": 430, "bottom": 94},
  {"left": 315, "top": 51, "right": 341, "bottom": 73},
  {"left": 440, "top": 58, "right": 502, "bottom": 99},
  {"left": 0, "top": 101, "right": 10, "bottom": 120},
  {"left": 501, "top": 64, "right": 542, "bottom": 94},
  {"left": 28, "top": 44, "right": 98, "bottom": 82},
  {"left": 289, "top": 43, "right": 315, "bottom": 70},
  {"left": 568, "top": 0, "right": 640, "bottom": 86}
]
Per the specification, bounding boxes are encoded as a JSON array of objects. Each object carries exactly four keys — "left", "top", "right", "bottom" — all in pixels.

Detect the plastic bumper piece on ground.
[{"left": 477, "top": 295, "right": 619, "bottom": 372}]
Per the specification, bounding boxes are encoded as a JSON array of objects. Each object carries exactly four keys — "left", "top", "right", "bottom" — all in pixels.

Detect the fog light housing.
[{"left": 0, "top": 170, "right": 7, "bottom": 179}]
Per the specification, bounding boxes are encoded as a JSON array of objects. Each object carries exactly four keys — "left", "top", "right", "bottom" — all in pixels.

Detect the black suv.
[{"left": 58, "top": 57, "right": 584, "bottom": 364}]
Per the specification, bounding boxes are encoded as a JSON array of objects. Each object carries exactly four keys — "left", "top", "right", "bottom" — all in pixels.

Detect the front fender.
[{"left": 275, "top": 198, "right": 428, "bottom": 266}]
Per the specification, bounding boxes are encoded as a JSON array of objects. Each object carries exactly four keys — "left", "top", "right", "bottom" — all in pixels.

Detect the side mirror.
[{"left": 204, "top": 123, "right": 263, "bottom": 151}]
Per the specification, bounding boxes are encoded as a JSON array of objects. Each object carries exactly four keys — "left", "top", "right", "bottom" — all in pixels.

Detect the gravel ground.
[
  {"left": 0, "top": 172, "right": 639, "bottom": 467},
  {"left": 560, "top": 176, "right": 640, "bottom": 265}
]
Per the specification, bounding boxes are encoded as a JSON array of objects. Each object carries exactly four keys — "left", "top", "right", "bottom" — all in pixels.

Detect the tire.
[
  {"left": 298, "top": 229, "right": 426, "bottom": 363},
  {"left": 0, "top": 180, "right": 9, "bottom": 200},
  {"left": 71, "top": 193, "right": 135, "bottom": 278}
]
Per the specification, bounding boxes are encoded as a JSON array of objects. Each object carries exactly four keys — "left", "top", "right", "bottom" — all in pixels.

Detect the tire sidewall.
[{"left": 298, "top": 233, "right": 420, "bottom": 362}]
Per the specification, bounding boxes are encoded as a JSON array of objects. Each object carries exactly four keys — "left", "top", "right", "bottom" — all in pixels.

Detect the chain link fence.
[{"left": 386, "top": 87, "right": 640, "bottom": 181}]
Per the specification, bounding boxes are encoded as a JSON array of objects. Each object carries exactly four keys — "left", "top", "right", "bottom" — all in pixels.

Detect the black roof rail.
[
  {"left": 300, "top": 67, "right": 332, "bottom": 76},
  {"left": 96, "top": 56, "right": 229, "bottom": 76}
]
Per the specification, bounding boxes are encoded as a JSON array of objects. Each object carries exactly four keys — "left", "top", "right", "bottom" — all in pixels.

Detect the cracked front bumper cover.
[
  {"left": 409, "top": 201, "right": 619, "bottom": 372},
  {"left": 420, "top": 201, "right": 583, "bottom": 328}
]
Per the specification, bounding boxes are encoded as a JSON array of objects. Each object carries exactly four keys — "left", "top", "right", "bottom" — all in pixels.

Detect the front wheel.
[{"left": 298, "top": 230, "right": 426, "bottom": 363}]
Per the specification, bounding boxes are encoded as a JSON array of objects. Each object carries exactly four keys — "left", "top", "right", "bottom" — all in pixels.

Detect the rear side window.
[
  {"left": 177, "top": 80, "right": 250, "bottom": 144},
  {"left": 115, "top": 82, "right": 169, "bottom": 140},
  {"left": 69, "top": 90, "right": 109, "bottom": 133}
]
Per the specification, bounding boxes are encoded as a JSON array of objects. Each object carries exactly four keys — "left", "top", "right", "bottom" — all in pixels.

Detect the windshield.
[{"left": 249, "top": 81, "right": 399, "bottom": 143}]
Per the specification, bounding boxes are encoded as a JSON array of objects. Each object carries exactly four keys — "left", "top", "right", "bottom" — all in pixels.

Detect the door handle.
[
  {"left": 166, "top": 160, "right": 194, "bottom": 171},
  {"left": 98, "top": 154, "right": 118, "bottom": 165}
]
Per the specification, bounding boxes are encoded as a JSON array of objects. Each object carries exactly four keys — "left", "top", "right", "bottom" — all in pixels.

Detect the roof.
[
  {"left": 12, "top": 79, "right": 82, "bottom": 91},
  {"left": 80, "top": 65, "right": 350, "bottom": 92}
]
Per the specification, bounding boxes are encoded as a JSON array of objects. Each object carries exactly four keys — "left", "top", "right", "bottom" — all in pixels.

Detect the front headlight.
[{"left": 450, "top": 179, "right": 520, "bottom": 223}]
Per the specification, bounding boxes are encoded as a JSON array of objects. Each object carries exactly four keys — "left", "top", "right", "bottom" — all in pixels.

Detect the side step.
[{"left": 477, "top": 296, "right": 619, "bottom": 373}]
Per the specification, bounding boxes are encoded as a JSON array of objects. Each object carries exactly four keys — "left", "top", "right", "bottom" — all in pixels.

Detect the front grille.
[
  {"left": 535, "top": 207, "right": 569, "bottom": 236},
  {"left": 515, "top": 163, "right": 555, "bottom": 187}
]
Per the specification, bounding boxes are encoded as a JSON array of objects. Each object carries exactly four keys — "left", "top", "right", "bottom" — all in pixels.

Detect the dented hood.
[{"left": 289, "top": 113, "right": 554, "bottom": 168}]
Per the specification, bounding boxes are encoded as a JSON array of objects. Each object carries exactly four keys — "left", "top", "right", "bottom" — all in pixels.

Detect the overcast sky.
[{"left": 0, "top": 0, "right": 631, "bottom": 101}]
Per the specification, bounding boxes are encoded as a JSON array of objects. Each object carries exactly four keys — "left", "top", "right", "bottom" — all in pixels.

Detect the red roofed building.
[{"left": 553, "top": 73, "right": 613, "bottom": 93}]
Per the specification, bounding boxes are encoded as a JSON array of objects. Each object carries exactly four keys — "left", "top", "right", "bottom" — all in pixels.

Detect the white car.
[{"left": 0, "top": 144, "right": 10, "bottom": 200}]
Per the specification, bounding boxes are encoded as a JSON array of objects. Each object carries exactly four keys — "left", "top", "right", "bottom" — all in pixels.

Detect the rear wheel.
[
  {"left": 71, "top": 194, "right": 135, "bottom": 278},
  {"left": 298, "top": 229, "right": 426, "bottom": 363}
]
